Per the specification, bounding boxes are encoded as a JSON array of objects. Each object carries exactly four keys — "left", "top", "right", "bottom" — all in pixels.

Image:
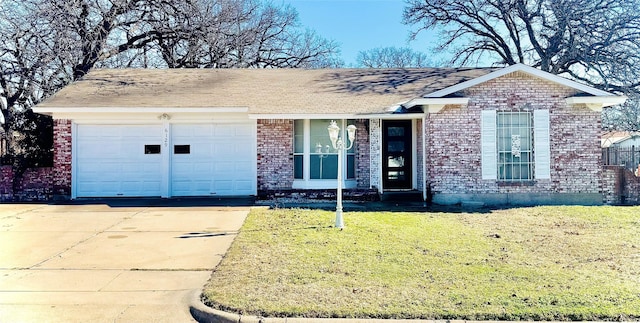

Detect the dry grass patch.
[{"left": 203, "top": 206, "right": 640, "bottom": 320}]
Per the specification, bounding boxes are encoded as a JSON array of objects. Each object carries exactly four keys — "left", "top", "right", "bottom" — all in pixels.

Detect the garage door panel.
[
  {"left": 171, "top": 123, "right": 255, "bottom": 196},
  {"left": 235, "top": 181, "right": 254, "bottom": 191},
  {"left": 234, "top": 161, "right": 254, "bottom": 176},
  {"left": 77, "top": 123, "right": 255, "bottom": 198},
  {"left": 76, "top": 125, "right": 162, "bottom": 197}
]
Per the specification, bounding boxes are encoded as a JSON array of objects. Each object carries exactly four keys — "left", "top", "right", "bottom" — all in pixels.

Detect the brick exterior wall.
[
  {"left": 426, "top": 72, "right": 602, "bottom": 205},
  {"left": 257, "top": 118, "right": 373, "bottom": 198},
  {"left": 355, "top": 119, "right": 370, "bottom": 188},
  {"left": 53, "top": 119, "right": 72, "bottom": 197},
  {"left": 0, "top": 166, "right": 53, "bottom": 201},
  {"left": 257, "top": 119, "right": 294, "bottom": 191},
  {"left": 602, "top": 165, "right": 640, "bottom": 205},
  {"left": 369, "top": 119, "right": 381, "bottom": 190}
]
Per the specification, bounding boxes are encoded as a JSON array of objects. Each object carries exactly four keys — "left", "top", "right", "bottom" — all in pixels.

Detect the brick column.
[
  {"left": 256, "top": 119, "right": 294, "bottom": 193},
  {"left": 355, "top": 119, "right": 370, "bottom": 188},
  {"left": 53, "top": 119, "right": 72, "bottom": 198}
]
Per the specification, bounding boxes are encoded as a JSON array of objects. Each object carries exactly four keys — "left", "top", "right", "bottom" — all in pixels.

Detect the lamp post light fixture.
[{"left": 327, "top": 120, "right": 356, "bottom": 229}]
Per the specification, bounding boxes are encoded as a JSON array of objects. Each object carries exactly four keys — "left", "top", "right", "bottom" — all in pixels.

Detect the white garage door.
[
  {"left": 171, "top": 123, "right": 255, "bottom": 196},
  {"left": 76, "top": 125, "right": 163, "bottom": 197}
]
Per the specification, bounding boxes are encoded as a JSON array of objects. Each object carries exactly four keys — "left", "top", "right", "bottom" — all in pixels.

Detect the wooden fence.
[{"left": 602, "top": 146, "right": 640, "bottom": 172}]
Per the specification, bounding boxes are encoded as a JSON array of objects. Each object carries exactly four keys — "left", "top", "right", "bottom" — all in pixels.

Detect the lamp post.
[{"left": 327, "top": 120, "right": 356, "bottom": 229}]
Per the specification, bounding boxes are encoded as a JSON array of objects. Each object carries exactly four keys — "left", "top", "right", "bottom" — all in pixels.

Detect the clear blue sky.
[{"left": 286, "top": 0, "right": 439, "bottom": 66}]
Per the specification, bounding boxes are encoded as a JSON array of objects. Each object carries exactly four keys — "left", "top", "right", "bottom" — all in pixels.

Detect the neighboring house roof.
[
  {"left": 36, "top": 68, "right": 495, "bottom": 115},
  {"left": 601, "top": 131, "right": 640, "bottom": 148},
  {"left": 35, "top": 64, "right": 626, "bottom": 117}
]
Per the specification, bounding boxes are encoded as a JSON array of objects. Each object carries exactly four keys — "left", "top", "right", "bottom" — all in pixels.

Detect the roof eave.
[
  {"left": 565, "top": 96, "right": 628, "bottom": 111},
  {"left": 32, "top": 106, "right": 250, "bottom": 115},
  {"left": 423, "top": 63, "right": 615, "bottom": 98}
]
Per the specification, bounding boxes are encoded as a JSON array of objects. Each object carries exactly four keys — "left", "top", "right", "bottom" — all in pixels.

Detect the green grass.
[{"left": 203, "top": 206, "right": 640, "bottom": 320}]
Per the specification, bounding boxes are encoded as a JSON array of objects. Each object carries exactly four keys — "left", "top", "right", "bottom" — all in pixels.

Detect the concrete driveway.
[{"left": 0, "top": 202, "right": 250, "bottom": 323}]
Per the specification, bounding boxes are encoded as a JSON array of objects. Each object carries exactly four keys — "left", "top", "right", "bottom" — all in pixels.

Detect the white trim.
[
  {"left": 292, "top": 179, "right": 358, "bottom": 190},
  {"left": 33, "top": 107, "right": 249, "bottom": 115},
  {"left": 303, "top": 120, "right": 310, "bottom": 181},
  {"left": 250, "top": 114, "right": 357, "bottom": 120},
  {"left": 360, "top": 114, "right": 426, "bottom": 120},
  {"left": 424, "top": 63, "right": 616, "bottom": 98},
  {"left": 161, "top": 121, "right": 171, "bottom": 198},
  {"left": 412, "top": 119, "right": 418, "bottom": 190},
  {"left": 71, "top": 122, "right": 78, "bottom": 199},
  {"left": 251, "top": 119, "right": 258, "bottom": 196},
  {"left": 404, "top": 98, "right": 470, "bottom": 111},
  {"left": 533, "top": 110, "right": 551, "bottom": 180},
  {"left": 422, "top": 114, "right": 427, "bottom": 202},
  {"left": 565, "top": 96, "right": 628, "bottom": 111},
  {"left": 250, "top": 113, "right": 428, "bottom": 120},
  {"left": 481, "top": 110, "right": 498, "bottom": 180}
]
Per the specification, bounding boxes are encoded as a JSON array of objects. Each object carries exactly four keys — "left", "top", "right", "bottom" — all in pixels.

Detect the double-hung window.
[
  {"left": 481, "top": 109, "right": 550, "bottom": 181},
  {"left": 497, "top": 112, "right": 533, "bottom": 181},
  {"left": 293, "top": 119, "right": 356, "bottom": 188}
]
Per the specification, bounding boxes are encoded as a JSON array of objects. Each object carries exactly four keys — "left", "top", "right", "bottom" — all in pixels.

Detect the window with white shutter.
[
  {"left": 533, "top": 110, "right": 551, "bottom": 179},
  {"left": 481, "top": 110, "right": 497, "bottom": 180},
  {"left": 497, "top": 111, "right": 533, "bottom": 181},
  {"left": 481, "top": 109, "right": 551, "bottom": 181}
]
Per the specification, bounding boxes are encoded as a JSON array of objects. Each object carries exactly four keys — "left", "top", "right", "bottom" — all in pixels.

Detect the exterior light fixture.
[{"left": 327, "top": 120, "right": 356, "bottom": 229}]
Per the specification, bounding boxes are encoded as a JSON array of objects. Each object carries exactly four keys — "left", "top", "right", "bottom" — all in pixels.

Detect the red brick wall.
[
  {"left": 426, "top": 72, "right": 601, "bottom": 203},
  {"left": 257, "top": 119, "right": 294, "bottom": 191},
  {"left": 53, "top": 119, "right": 72, "bottom": 197},
  {"left": 0, "top": 166, "right": 53, "bottom": 201},
  {"left": 602, "top": 166, "right": 640, "bottom": 205},
  {"left": 355, "top": 119, "right": 370, "bottom": 188},
  {"left": 257, "top": 119, "right": 372, "bottom": 194}
]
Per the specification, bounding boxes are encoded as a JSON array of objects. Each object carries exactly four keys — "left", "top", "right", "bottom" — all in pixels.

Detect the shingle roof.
[{"left": 37, "top": 68, "right": 496, "bottom": 115}]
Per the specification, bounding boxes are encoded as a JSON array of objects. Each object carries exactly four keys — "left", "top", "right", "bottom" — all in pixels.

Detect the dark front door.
[{"left": 382, "top": 120, "right": 412, "bottom": 190}]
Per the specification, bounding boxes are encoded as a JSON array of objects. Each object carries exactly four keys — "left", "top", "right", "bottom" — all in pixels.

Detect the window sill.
[
  {"left": 292, "top": 179, "right": 357, "bottom": 190},
  {"left": 497, "top": 181, "right": 536, "bottom": 187}
]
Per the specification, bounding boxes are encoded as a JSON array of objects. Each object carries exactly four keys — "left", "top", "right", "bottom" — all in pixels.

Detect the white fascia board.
[
  {"left": 248, "top": 114, "right": 357, "bottom": 119},
  {"left": 32, "top": 106, "right": 249, "bottom": 115},
  {"left": 565, "top": 95, "right": 627, "bottom": 110},
  {"left": 404, "top": 97, "right": 470, "bottom": 107},
  {"left": 424, "top": 63, "right": 614, "bottom": 98},
  {"left": 404, "top": 97, "right": 469, "bottom": 113},
  {"left": 249, "top": 113, "right": 425, "bottom": 120},
  {"left": 360, "top": 113, "right": 425, "bottom": 120}
]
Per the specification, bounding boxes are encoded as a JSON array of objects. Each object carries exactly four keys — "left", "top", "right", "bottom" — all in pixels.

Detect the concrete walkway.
[{"left": 0, "top": 202, "right": 249, "bottom": 323}]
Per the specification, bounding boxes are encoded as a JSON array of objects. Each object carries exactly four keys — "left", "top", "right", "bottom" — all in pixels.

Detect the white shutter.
[
  {"left": 534, "top": 110, "right": 551, "bottom": 180},
  {"left": 481, "top": 110, "right": 497, "bottom": 180}
]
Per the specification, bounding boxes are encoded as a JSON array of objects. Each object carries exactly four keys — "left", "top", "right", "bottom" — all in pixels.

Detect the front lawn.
[{"left": 203, "top": 206, "right": 640, "bottom": 321}]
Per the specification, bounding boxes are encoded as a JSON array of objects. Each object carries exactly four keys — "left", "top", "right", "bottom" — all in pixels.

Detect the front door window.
[{"left": 383, "top": 120, "right": 412, "bottom": 189}]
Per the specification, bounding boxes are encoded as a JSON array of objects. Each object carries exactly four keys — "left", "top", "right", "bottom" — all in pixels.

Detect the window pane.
[
  {"left": 388, "top": 140, "right": 405, "bottom": 153},
  {"left": 310, "top": 154, "right": 337, "bottom": 179},
  {"left": 174, "top": 145, "right": 190, "bottom": 154},
  {"left": 347, "top": 120, "right": 356, "bottom": 153},
  {"left": 497, "top": 111, "right": 533, "bottom": 181},
  {"left": 144, "top": 145, "right": 161, "bottom": 154},
  {"left": 294, "top": 155, "right": 304, "bottom": 179},
  {"left": 294, "top": 120, "right": 304, "bottom": 153},
  {"left": 310, "top": 120, "right": 336, "bottom": 154},
  {"left": 347, "top": 155, "right": 355, "bottom": 179},
  {"left": 388, "top": 126, "right": 404, "bottom": 137}
]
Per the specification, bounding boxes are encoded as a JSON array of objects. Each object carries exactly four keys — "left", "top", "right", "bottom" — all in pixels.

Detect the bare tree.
[
  {"left": 0, "top": 0, "right": 342, "bottom": 167},
  {"left": 356, "top": 46, "right": 435, "bottom": 68},
  {"left": 151, "top": 0, "right": 342, "bottom": 68},
  {"left": 404, "top": 0, "right": 640, "bottom": 130}
]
